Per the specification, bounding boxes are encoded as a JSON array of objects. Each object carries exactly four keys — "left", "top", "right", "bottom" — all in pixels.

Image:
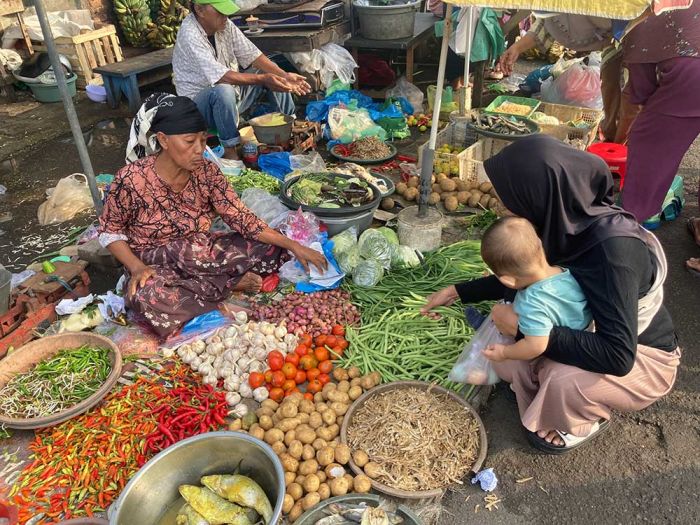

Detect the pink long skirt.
[{"left": 491, "top": 345, "right": 681, "bottom": 437}]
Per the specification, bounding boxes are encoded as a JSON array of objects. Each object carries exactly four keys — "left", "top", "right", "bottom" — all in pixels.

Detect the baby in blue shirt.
[{"left": 479, "top": 217, "right": 592, "bottom": 362}]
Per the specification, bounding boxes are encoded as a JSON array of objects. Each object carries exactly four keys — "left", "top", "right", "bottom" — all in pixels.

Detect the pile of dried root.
[{"left": 346, "top": 387, "right": 480, "bottom": 492}]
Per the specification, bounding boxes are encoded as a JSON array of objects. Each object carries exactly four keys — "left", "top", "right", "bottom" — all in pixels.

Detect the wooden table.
[
  {"left": 247, "top": 21, "right": 351, "bottom": 54},
  {"left": 94, "top": 47, "right": 173, "bottom": 113},
  {"left": 346, "top": 13, "right": 437, "bottom": 86}
]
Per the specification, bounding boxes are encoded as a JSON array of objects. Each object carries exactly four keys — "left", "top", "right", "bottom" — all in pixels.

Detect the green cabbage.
[
  {"left": 357, "top": 229, "right": 394, "bottom": 270},
  {"left": 332, "top": 228, "right": 360, "bottom": 273},
  {"left": 376, "top": 227, "right": 399, "bottom": 246},
  {"left": 352, "top": 259, "right": 384, "bottom": 287},
  {"left": 392, "top": 245, "right": 421, "bottom": 268}
]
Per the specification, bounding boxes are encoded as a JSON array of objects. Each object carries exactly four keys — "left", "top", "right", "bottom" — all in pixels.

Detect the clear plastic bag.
[
  {"left": 448, "top": 313, "right": 514, "bottom": 385},
  {"left": 357, "top": 229, "right": 395, "bottom": 270},
  {"left": 331, "top": 227, "right": 360, "bottom": 273},
  {"left": 287, "top": 43, "right": 357, "bottom": 89},
  {"left": 290, "top": 152, "right": 326, "bottom": 174},
  {"left": 279, "top": 259, "right": 308, "bottom": 284},
  {"left": 37, "top": 174, "right": 94, "bottom": 225},
  {"left": 352, "top": 259, "right": 384, "bottom": 288},
  {"left": 328, "top": 107, "right": 387, "bottom": 144},
  {"left": 386, "top": 76, "right": 424, "bottom": 115},
  {"left": 541, "top": 62, "right": 603, "bottom": 110},
  {"left": 240, "top": 188, "right": 288, "bottom": 225}
]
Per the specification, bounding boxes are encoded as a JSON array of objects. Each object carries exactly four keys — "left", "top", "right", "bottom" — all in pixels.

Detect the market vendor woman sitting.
[
  {"left": 98, "top": 94, "right": 326, "bottom": 337},
  {"left": 424, "top": 135, "right": 680, "bottom": 454}
]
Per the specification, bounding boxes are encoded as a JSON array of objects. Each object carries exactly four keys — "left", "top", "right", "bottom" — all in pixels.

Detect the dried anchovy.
[
  {"left": 347, "top": 387, "right": 480, "bottom": 492},
  {"left": 351, "top": 137, "right": 392, "bottom": 160}
]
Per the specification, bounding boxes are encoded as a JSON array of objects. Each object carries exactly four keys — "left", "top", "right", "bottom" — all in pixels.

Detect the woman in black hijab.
[
  {"left": 423, "top": 135, "right": 680, "bottom": 454},
  {"left": 99, "top": 94, "right": 326, "bottom": 337}
]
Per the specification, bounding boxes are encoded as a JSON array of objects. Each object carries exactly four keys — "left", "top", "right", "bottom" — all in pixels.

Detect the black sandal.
[{"left": 524, "top": 419, "right": 611, "bottom": 455}]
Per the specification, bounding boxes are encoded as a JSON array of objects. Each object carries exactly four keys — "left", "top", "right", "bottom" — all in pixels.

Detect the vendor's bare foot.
[
  {"left": 234, "top": 272, "right": 262, "bottom": 293},
  {"left": 688, "top": 217, "right": 700, "bottom": 246},
  {"left": 223, "top": 147, "right": 240, "bottom": 160},
  {"left": 537, "top": 429, "right": 565, "bottom": 447},
  {"left": 686, "top": 257, "right": 700, "bottom": 274}
]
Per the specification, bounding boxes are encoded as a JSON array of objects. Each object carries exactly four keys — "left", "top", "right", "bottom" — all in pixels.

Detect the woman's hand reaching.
[
  {"left": 128, "top": 264, "right": 156, "bottom": 297},
  {"left": 291, "top": 243, "right": 328, "bottom": 273},
  {"left": 420, "top": 285, "right": 459, "bottom": 315}
]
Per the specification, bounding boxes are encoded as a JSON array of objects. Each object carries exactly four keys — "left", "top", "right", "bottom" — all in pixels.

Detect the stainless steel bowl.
[{"left": 109, "top": 432, "right": 285, "bottom": 524}]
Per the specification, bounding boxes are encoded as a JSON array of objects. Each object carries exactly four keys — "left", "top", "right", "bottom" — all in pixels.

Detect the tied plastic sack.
[
  {"left": 287, "top": 43, "right": 357, "bottom": 89},
  {"left": 328, "top": 107, "right": 387, "bottom": 144},
  {"left": 386, "top": 77, "right": 424, "bottom": 115},
  {"left": 278, "top": 208, "right": 322, "bottom": 247},
  {"left": 357, "top": 228, "right": 396, "bottom": 270},
  {"left": 541, "top": 61, "right": 603, "bottom": 110},
  {"left": 427, "top": 85, "right": 458, "bottom": 114},
  {"left": 241, "top": 188, "right": 288, "bottom": 225},
  {"left": 37, "top": 174, "right": 94, "bottom": 225},
  {"left": 331, "top": 227, "right": 361, "bottom": 274},
  {"left": 448, "top": 312, "right": 513, "bottom": 385}
]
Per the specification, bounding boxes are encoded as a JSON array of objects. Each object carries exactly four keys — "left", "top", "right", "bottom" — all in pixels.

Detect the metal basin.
[
  {"left": 249, "top": 113, "right": 294, "bottom": 146},
  {"left": 109, "top": 432, "right": 285, "bottom": 524}
]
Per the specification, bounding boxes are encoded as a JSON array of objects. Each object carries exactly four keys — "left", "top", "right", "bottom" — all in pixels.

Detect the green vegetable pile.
[
  {"left": 227, "top": 169, "right": 280, "bottom": 194},
  {"left": 289, "top": 173, "right": 372, "bottom": 208},
  {"left": 340, "top": 241, "right": 489, "bottom": 391},
  {"left": 0, "top": 345, "right": 112, "bottom": 419}
]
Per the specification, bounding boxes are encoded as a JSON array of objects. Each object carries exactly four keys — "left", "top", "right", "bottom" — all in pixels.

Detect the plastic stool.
[{"left": 587, "top": 142, "right": 628, "bottom": 188}]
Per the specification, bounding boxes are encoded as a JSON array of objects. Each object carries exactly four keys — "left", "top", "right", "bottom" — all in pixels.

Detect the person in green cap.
[{"left": 173, "top": 0, "right": 310, "bottom": 159}]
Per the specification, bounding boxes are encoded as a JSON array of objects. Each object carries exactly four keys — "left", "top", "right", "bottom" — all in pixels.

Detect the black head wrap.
[
  {"left": 150, "top": 95, "right": 207, "bottom": 135},
  {"left": 483, "top": 134, "right": 643, "bottom": 264}
]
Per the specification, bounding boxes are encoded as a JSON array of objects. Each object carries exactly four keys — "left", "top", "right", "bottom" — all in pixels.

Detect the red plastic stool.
[{"left": 587, "top": 142, "right": 628, "bottom": 189}]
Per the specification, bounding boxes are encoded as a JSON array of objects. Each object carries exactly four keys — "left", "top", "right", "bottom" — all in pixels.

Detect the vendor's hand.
[
  {"left": 262, "top": 73, "right": 295, "bottom": 93},
  {"left": 498, "top": 45, "right": 521, "bottom": 76},
  {"left": 420, "top": 285, "right": 459, "bottom": 315},
  {"left": 128, "top": 264, "right": 156, "bottom": 297},
  {"left": 483, "top": 343, "right": 508, "bottom": 362},
  {"left": 491, "top": 303, "right": 518, "bottom": 337},
  {"left": 284, "top": 72, "right": 312, "bottom": 95},
  {"left": 292, "top": 243, "right": 328, "bottom": 273}
]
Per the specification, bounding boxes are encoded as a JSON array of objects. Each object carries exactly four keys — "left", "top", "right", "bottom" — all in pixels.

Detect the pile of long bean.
[
  {"left": 0, "top": 345, "right": 111, "bottom": 419},
  {"left": 227, "top": 168, "right": 280, "bottom": 194},
  {"left": 339, "top": 241, "right": 489, "bottom": 390}
]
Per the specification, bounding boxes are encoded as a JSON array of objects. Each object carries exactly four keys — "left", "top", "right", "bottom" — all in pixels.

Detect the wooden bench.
[{"left": 94, "top": 47, "right": 174, "bottom": 113}]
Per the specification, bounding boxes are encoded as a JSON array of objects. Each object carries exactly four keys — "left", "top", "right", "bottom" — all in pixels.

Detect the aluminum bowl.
[{"left": 109, "top": 432, "right": 285, "bottom": 525}]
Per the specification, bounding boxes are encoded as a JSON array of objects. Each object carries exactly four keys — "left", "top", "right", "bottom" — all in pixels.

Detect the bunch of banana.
[
  {"left": 114, "top": 0, "right": 153, "bottom": 47},
  {"left": 146, "top": 0, "right": 189, "bottom": 49}
]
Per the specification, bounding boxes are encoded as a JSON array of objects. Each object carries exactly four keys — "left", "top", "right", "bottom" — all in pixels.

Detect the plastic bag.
[
  {"left": 331, "top": 227, "right": 360, "bottom": 273},
  {"left": 257, "top": 152, "right": 292, "bottom": 180},
  {"left": 163, "top": 310, "right": 231, "bottom": 350},
  {"left": 357, "top": 229, "right": 394, "bottom": 270},
  {"left": 387, "top": 77, "right": 424, "bottom": 115},
  {"left": 427, "top": 85, "right": 458, "bottom": 114},
  {"left": 279, "top": 259, "right": 308, "bottom": 284},
  {"left": 287, "top": 43, "right": 357, "bottom": 89},
  {"left": 448, "top": 313, "right": 513, "bottom": 385},
  {"left": 37, "top": 174, "right": 94, "bottom": 225},
  {"left": 352, "top": 259, "right": 384, "bottom": 288},
  {"left": 328, "top": 107, "right": 387, "bottom": 144},
  {"left": 290, "top": 152, "right": 326, "bottom": 174},
  {"left": 278, "top": 208, "right": 321, "bottom": 246},
  {"left": 392, "top": 245, "right": 421, "bottom": 269},
  {"left": 240, "top": 188, "right": 288, "bottom": 224},
  {"left": 541, "top": 62, "right": 603, "bottom": 109}
]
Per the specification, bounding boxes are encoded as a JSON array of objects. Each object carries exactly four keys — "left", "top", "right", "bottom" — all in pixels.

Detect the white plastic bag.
[
  {"left": 448, "top": 313, "right": 514, "bottom": 385},
  {"left": 240, "top": 188, "right": 288, "bottom": 225},
  {"left": 37, "top": 174, "right": 94, "bottom": 225},
  {"left": 386, "top": 77, "right": 424, "bottom": 115},
  {"left": 290, "top": 152, "right": 326, "bottom": 174},
  {"left": 328, "top": 107, "right": 387, "bottom": 143},
  {"left": 287, "top": 44, "right": 357, "bottom": 89},
  {"left": 541, "top": 62, "right": 603, "bottom": 110}
]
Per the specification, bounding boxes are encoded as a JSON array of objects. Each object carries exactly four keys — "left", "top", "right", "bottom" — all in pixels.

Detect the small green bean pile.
[
  {"left": 0, "top": 345, "right": 112, "bottom": 419},
  {"left": 340, "top": 241, "right": 490, "bottom": 390},
  {"left": 227, "top": 169, "right": 280, "bottom": 194}
]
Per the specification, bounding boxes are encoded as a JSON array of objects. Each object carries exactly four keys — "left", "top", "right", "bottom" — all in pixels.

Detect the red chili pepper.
[
  {"left": 397, "top": 154, "right": 416, "bottom": 162},
  {"left": 261, "top": 274, "right": 280, "bottom": 293}
]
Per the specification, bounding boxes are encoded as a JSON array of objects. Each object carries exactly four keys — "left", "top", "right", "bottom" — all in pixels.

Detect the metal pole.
[
  {"left": 418, "top": 3, "right": 453, "bottom": 217},
  {"left": 33, "top": 0, "right": 103, "bottom": 214},
  {"left": 461, "top": 6, "right": 475, "bottom": 113}
]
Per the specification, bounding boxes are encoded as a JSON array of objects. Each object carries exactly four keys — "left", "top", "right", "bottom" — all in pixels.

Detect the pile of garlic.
[{"left": 175, "top": 316, "right": 298, "bottom": 417}]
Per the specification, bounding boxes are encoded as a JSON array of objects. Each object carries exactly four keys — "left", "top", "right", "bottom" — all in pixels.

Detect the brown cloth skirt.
[{"left": 491, "top": 345, "right": 681, "bottom": 437}]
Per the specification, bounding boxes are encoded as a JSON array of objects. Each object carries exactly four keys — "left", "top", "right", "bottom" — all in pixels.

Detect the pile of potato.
[
  {"left": 230, "top": 367, "right": 381, "bottom": 522},
  {"left": 394, "top": 175, "right": 501, "bottom": 212}
]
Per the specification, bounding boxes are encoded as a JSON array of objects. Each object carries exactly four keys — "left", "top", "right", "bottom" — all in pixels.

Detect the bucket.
[
  {"left": 397, "top": 206, "right": 443, "bottom": 252},
  {"left": 0, "top": 264, "right": 11, "bottom": 315},
  {"left": 29, "top": 74, "right": 77, "bottom": 103},
  {"left": 249, "top": 113, "right": 294, "bottom": 146},
  {"left": 353, "top": 0, "right": 420, "bottom": 41},
  {"left": 319, "top": 208, "right": 375, "bottom": 237}
]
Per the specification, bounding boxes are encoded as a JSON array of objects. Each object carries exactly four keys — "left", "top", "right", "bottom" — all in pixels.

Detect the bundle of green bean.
[
  {"left": 340, "top": 241, "right": 489, "bottom": 390},
  {"left": 0, "top": 345, "right": 112, "bottom": 419},
  {"left": 227, "top": 169, "right": 280, "bottom": 194}
]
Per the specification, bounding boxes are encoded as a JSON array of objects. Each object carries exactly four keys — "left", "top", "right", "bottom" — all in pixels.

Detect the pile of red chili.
[{"left": 11, "top": 364, "right": 228, "bottom": 523}]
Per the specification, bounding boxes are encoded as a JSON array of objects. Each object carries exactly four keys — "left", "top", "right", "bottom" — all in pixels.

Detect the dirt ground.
[{"left": 0, "top": 82, "right": 698, "bottom": 524}]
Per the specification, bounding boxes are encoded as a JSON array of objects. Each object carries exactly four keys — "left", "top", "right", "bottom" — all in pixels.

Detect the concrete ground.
[{"left": 0, "top": 81, "right": 698, "bottom": 524}]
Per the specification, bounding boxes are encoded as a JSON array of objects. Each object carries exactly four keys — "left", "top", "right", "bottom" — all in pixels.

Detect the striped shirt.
[{"left": 173, "top": 14, "right": 262, "bottom": 99}]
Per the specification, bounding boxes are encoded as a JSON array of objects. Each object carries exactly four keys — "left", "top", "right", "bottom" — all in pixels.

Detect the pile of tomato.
[{"left": 248, "top": 325, "right": 348, "bottom": 402}]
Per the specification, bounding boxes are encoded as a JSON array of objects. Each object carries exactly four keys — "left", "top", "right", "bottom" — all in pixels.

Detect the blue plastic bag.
[
  {"left": 295, "top": 236, "right": 346, "bottom": 293},
  {"left": 257, "top": 152, "right": 292, "bottom": 180},
  {"left": 306, "top": 89, "right": 375, "bottom": 122}
]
